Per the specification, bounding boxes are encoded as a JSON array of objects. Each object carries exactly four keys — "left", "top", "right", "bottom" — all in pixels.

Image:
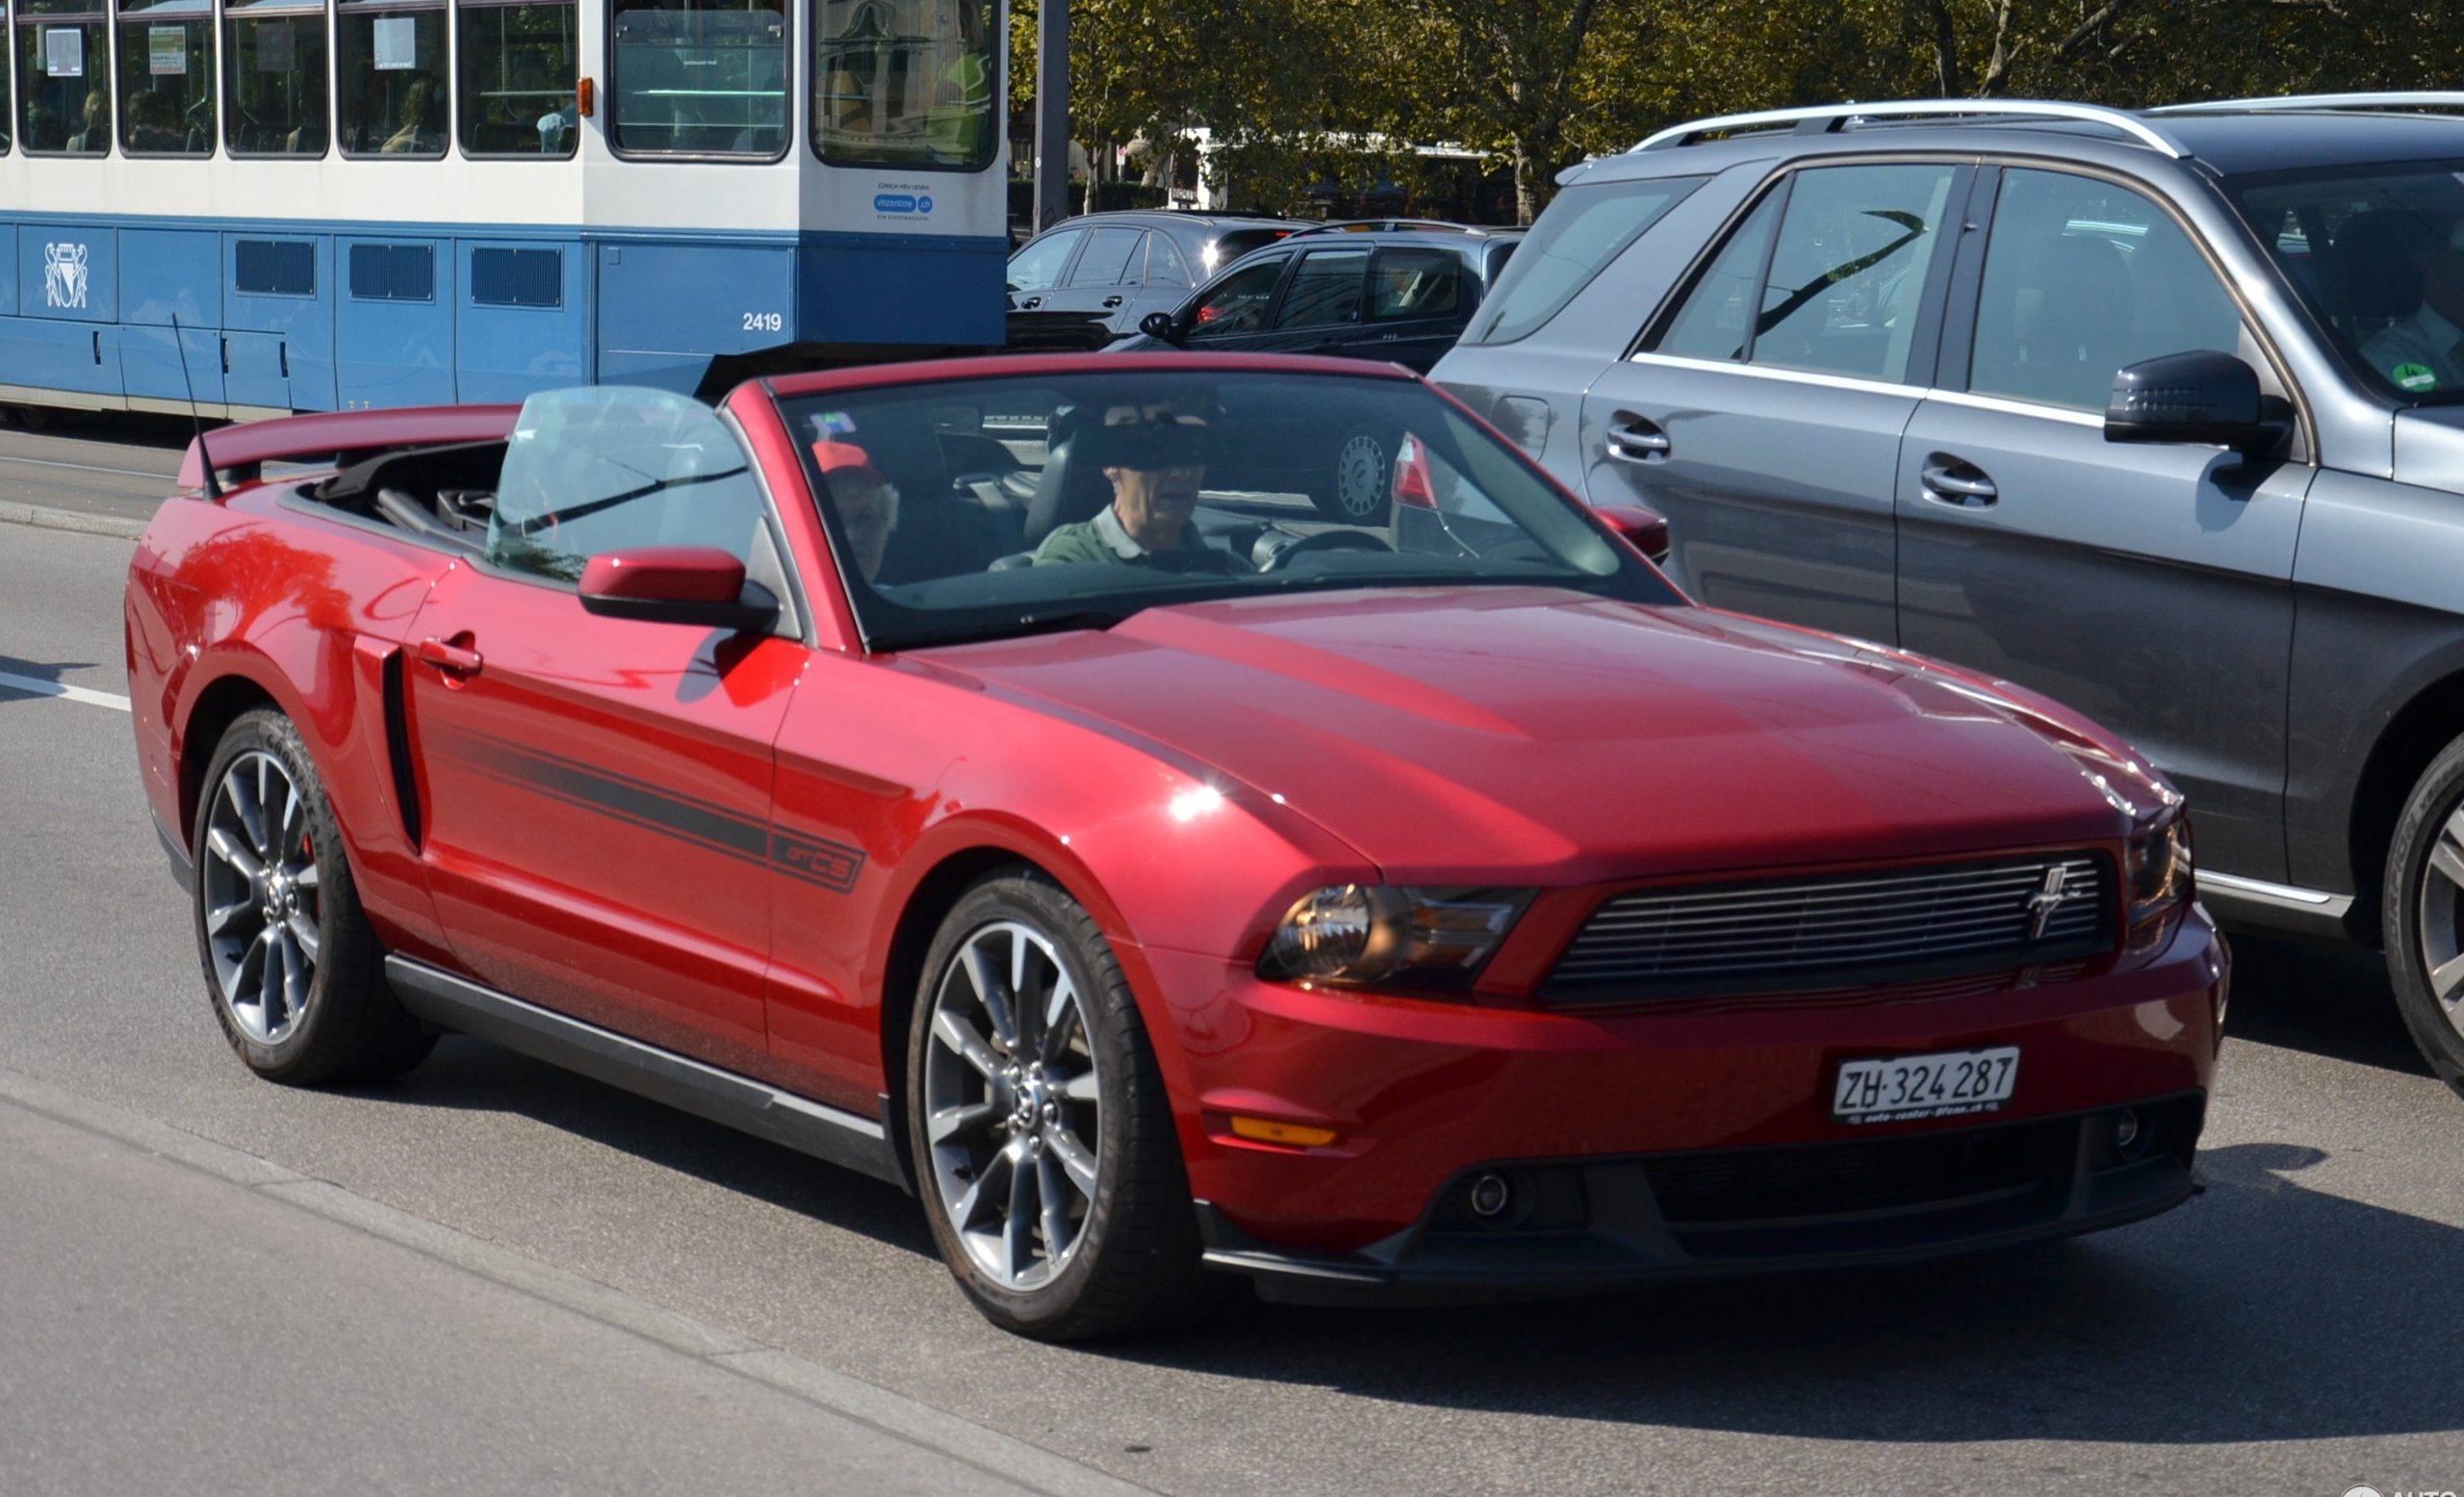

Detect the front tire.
[
  {"left": 192, "top": 709, "right": 433, "bottom": 1086},
  {"left": 906, "top": 870, "right": 1219, "bottom": 1340},
  {"left": 2382, "top": 735, "right": 2464, "bottom": 1097}
]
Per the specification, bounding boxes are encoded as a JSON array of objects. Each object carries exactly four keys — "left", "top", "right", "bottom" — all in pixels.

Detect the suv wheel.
[
  {"left": 1312, "top": 425, "right": 1393, "bottom": 525},
  {"left": 2383, "top": 735, "right": 2464, "bottom": 1096}
]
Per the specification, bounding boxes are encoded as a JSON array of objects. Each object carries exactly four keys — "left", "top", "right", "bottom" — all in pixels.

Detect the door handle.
[
  {"left": 1101, "top": 295, "right": 1124, "bottom": 308},
  {"left": 1919, "top": 454, "right": 1999, "bottom": 506},
  {"left": 1020, "top": 296, "right": 1043, "bottom": 309},
  {"left": 1606, "top": 413, "right": 1672, "bottom": 461},
  {"left": 415, "top": 636, "right": 484, "bottom": 679}
]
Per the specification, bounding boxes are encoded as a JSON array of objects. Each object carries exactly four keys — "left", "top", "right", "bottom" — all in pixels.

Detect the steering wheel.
[{"left": 1256, "top": 528, "right": 1395, "bottom": 572}]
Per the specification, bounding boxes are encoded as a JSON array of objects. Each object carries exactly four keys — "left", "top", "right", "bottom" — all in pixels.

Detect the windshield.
[
  {"left": 779, "top": 369, "right": 1676, "bottom": 652},
  {"left": 2227, "top": 159, "right": 2464, "bottom": 404}
]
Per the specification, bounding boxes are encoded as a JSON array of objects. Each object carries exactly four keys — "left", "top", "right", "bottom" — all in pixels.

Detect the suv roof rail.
[
  {"left": 1631, "top": 98, "right": 2190, "bottom": 159},
  {"left": 1286, "top": 219, "right": 1491, "bottom": 237},
  {"left": 2149, "top": 91, "right": 2464, "bottom": 117}
]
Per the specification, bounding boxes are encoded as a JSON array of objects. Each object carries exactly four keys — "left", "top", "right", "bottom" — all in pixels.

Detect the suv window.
[
  {"left": 1272, "top": 248, "right": 1369, "bottom": 329},
  {"left": 1970, "top": 168, "right": 2246, "bottom": 412},
  {"left": 1467, "top": 176, "right": 1702, "bottom": 345},
  {"left": 1145, "top": 232, "right": 1192, "bottom": 287},
  {"left": 1753, "top": 164, "right": 1958, "bottom": 382},
  {"left": 1007, "top": 229, "right": 1082, "bottom": 293},
  {"left": 1065, "top": 226, "right": 1144, "bottom": 288},
  {"left": 1186, "top": 257, "right": 1283, "bottom": 338},
  {"left": 1656, "top": 190, "right": 1784, "bottom": 362},
  {"left": 1369, "top": 248, "right": 1461, "bottom": 321}
]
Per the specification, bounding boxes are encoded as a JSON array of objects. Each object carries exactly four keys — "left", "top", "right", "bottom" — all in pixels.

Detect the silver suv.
[{"left": 1433, "top": 95, "right": 2464, "bottom": 1091}]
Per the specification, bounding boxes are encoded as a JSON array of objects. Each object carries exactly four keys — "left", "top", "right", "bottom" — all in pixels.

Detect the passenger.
[
  {"left": 64, "top": 90, "right": 111, "bottom": 153},
  {"left": 381, "top": 76, "right": 442, "bottom": 153},
  {"left": 812, "top": 441, "right": 898, "bottom": 582},
  {"left": 1030, "top": 407, "right": 1252, "bottom": 572},
  {"left": 123, "top": 89, "right": 181, "bottom": 153},
  {"left": 2360, "top": 217, "right": 2464, "bottom": 395}
]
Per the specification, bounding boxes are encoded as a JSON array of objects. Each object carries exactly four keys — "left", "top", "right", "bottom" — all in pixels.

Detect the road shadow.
[
  {"left": 2221, "top": 931, "right": 2431, "bottom": 1078},
  {"left": 3, "top": 405, "right": 199, "bottom": 451},
  {"left": 1097, "top": 1139, "right": 2464, "bottom": 1446},
  {"left": 355, "top": 1036, "right": 934, "bottom": 1257},
  {"left": 0, "top": 655, "right": 102, "bottom": 710}
]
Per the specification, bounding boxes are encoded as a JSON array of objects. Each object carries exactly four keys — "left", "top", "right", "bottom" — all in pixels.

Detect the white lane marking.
[
  {"left": 0, "top": 452, "right": 173, "bottom": 480},
  {"left": 0, "top": 669, "right": 131, "bottom": 712}
]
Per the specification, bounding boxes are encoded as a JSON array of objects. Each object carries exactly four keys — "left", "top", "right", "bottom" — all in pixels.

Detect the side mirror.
[
  {"left": 1593, "top": 503, "right": 1671, "bottom": 565},
  {"left": 1139, "top": 310, "right": 1181, "bottom": 343},
  {"left": 2104, "top": 350, "right": 2278, "bottom": 454},
  {"left": 578, "top": 547, "right": 779, "bottom": 632}
]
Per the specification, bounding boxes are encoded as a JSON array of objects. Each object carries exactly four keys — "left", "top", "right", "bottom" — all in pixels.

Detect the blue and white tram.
[{"left": 0, "top": 0, "right": 1004, "bottom": 418}]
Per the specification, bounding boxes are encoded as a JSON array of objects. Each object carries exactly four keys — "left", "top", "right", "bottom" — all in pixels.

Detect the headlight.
[
  {"left": 2124, "top": 812, "right": 2194, "bottom": 953},
  {"left": 1260, "top": 885, "right": 1530, "bottom": 992}
]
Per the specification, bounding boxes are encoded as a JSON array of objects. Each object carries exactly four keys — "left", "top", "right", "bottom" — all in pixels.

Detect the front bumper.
[
  {"left": 1141, "top": 906, "right": 2226, "bottom": 1277},
  {"left": 1194, "top": 1094, "right": 2202, "bottom": 1304}
]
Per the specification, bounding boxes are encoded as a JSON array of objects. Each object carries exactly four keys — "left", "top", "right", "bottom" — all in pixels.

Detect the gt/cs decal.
[{"left": 443, "top": 727, "right": 865, "bottom": 893}]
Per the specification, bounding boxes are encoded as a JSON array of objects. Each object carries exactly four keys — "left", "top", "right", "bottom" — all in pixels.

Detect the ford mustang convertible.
[{"left": 125, "top": 354, "right": 2224, "bottom": 1340}]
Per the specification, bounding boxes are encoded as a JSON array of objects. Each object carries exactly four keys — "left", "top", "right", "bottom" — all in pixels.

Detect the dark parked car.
[
  {"left": 1111, "top": 222, "right": 1526, "bottom": 519},
  {"left": 1432, "top": 94, "right": 2464, "bottom": 1092},
  {"left": 1005, "top": 211, "right": 1296, "bottom": 351}
]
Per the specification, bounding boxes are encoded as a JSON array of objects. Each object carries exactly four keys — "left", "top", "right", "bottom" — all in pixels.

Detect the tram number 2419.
[{"left": 742, "top": 312, "right": 785, "bottom": 333}]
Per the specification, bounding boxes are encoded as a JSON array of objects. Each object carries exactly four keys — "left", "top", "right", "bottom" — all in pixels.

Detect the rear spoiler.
[{"left": 179, "top": 404, "right": 525, "bottom": 494}]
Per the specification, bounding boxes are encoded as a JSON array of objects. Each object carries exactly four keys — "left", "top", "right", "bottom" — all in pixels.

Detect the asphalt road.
[{"left": 6, "top": 508, "right": 2464, "bottom": 1497}]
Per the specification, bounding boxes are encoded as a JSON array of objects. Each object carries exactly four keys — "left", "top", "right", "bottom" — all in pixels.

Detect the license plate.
[{"left": 1833, "top": 1045, "right": 2019, "bottom": 1124}]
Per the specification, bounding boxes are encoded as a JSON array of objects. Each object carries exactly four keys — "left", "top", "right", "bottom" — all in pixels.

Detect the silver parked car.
[{"left": 1433, "top": 94, "right": 2464, "bottom": 1092}]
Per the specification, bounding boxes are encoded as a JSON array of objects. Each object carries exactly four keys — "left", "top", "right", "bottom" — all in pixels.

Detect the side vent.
[
  {"left": 380, "top": 648, "right": 423, "bottom": 848},
  {"left": 348, "top": 244, "right": 436, "bottom": 303},
  {"left": 236, "top": 240, "right": 316, "bottom": 297},
  {"left": 471, "top": 248, "right": 562, "bottom": 308}
]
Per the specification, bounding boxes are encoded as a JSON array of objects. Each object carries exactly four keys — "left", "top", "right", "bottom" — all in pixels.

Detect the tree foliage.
[{"left": 1015, "top": 0, "right": 2464, "bottom": 221}]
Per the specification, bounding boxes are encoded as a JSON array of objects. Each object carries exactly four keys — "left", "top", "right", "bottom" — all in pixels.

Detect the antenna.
[{"left": 167, "top": 312, "right": 222, "bottom": 501}]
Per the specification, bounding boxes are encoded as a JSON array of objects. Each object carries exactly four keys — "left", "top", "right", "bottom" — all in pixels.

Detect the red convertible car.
[{"left": 126, "top": 354, "right": 2223, "bottom": 1340}]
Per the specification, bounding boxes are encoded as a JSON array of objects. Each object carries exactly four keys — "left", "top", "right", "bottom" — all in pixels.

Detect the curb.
[
  {"left": 0, "top": 500, "right": 149, "bottom": 540},
  {"left": 0, "top": 1064, "right": 1164, "bottom": 1497}
]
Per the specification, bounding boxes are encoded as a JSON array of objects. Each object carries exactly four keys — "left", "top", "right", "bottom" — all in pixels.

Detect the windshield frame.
[
  {"left": 775, "top": 366, "right": 1684, "bottom": 655},
  {"left": 2221, "top": 155, "right": 2464, "bottom": 408}
]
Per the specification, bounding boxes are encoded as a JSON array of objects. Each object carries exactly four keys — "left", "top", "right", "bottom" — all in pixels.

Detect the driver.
[{"left": 1031, "top": 405, "right": 1254, "bottom": 572}]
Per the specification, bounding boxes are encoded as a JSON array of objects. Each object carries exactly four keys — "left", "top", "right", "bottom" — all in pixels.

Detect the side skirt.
[{"left": 383, "top": 956, "right": 910, "bottom": 1191}]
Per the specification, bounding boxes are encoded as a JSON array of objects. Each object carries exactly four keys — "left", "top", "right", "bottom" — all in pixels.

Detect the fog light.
[
  {"left": 2114, "top": 1110, "right": 2144, "bottom": 1157},
  {"left": 1468, "top": 1173, "right": 1512, "bottom": 1219}
]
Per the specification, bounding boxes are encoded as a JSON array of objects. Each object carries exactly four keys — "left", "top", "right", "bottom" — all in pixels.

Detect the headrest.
[{"left": 1078, "top": 409, "right": 1219, "bottom": 470}]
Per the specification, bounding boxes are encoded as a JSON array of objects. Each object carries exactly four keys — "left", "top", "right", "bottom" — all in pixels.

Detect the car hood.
[{"left": 921, "top": 587, "right": 2158, "bottom": 881}]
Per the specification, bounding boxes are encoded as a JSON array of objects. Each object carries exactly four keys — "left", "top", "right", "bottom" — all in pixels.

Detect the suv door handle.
[
  {"left": 1920, "top": 455, "right": 1998, "bottom": 506},
  {"left": 415, "top": 635, "right": 484, "bottom": 679},
  {"left": 1101, "top": 295, "right": 1124, "bottom": 308},
  {"left": 1606, "top": 414, "right": 1672, "bottom": 461},
  {"left": 1020, "top": 296, "right": 1044, "bottom": 310}
]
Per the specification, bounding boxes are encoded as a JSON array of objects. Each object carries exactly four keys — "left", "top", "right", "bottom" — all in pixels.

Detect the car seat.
[
  {"left": 2323, "top": 209, "right": 2434, "bottom": 338},
  {"left": 871, "top": 407, "right": 1008, "bottom": 583},
  {"left": 1021, "top": 403, "right": 1116, "bottom": 547},
  {"left": 1981, "top": 233, "right": 2135, "bottom": 408}
]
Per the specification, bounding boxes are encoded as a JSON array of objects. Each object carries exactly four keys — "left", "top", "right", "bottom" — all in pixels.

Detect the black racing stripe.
[{"left": 437, "top": 723, "right": 866, "bottom": 893}]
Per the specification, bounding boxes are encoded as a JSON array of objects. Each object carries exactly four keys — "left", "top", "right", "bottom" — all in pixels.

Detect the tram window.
[
  {"left": 224, "top": 0, "right": 328, "bottom": 155},
  {"left": 458, "top": 0, "right": 576, "bottom": 157},
  {"left": 16, "top": 1, "right": 111, "bottom": 154},
  {"left": 118, "top": 0, "right": 214, "bottom": 156},
  {"left": 610, "top": 0, "right": 786, "bottom": 158},
  {"left": 811, "top": 0, "right": 993, "bottom": 170},
  {"left": 337, "top": 0, "right": 445, "bottom": 157}
]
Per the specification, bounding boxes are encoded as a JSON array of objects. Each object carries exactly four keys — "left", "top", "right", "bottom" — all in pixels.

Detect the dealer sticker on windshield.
[{"left": 1833, "top": 1045, "right": 2019, "bottom": 1124}]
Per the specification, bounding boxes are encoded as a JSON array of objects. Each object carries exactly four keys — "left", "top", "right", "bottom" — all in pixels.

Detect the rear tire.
[
  {"left": 2381, "top": 734, "right": 2464, "bottom": 1097},
  {"left": 906, "top": 870, "right": 1221, "bottom": 1340},
  {"left": 1310, "top": 424, "right": 1393, "bottom": 525},
  {"left": 192, "top": 709, "right": 434, "bottom": 1086}
]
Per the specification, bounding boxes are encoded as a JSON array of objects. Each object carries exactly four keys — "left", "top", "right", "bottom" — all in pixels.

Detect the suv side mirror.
[
  {"left": 2104, "top": 350, "right": 2279, "bottom": 455},
  {"left": 1593, "top": 503, "right": 1671, "bottom": 564},
  {"left": 578, "top": 547, "right": 779, "bottom": 633},
  {"left": 1139, "top": 310, "right": 1181, "bottom": 343}
]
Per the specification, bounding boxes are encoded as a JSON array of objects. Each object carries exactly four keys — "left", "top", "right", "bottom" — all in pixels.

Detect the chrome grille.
[{"left": 1548, "top": 854, "right": 2111, "bottom": 999}]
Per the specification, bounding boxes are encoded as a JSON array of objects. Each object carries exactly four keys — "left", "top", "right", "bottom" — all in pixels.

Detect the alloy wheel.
[
  {"left": 921, "top": 920, "right": 1104, "bottom": 1291},
  {"left": 199, "top": 750, "right": 322, "bottom": 1045},
  {"left": 2417, "top": 803, "right": 2464, "bottom": 1042}
]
